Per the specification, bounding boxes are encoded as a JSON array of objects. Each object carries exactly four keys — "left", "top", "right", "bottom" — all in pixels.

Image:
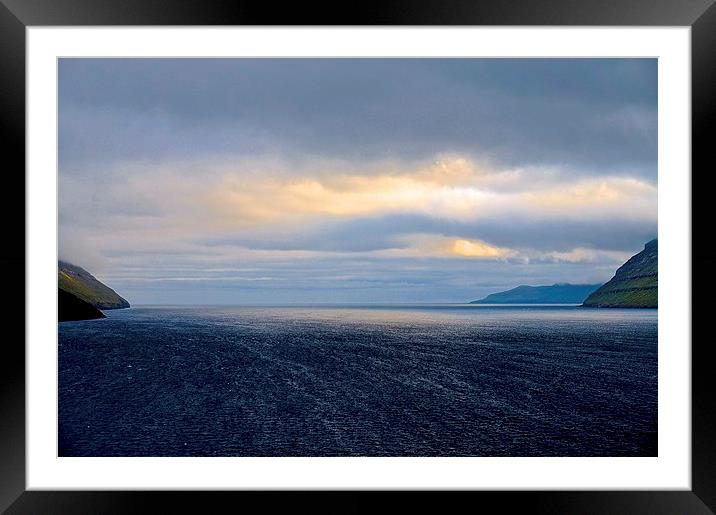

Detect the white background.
[{"left": 27, "top": 27, "right": 691, "bottom": 490}]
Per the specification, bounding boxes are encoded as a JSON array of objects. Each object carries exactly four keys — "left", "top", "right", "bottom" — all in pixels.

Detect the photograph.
[{"left": 57, "top": 57, "right": 658, "bottom": 458}]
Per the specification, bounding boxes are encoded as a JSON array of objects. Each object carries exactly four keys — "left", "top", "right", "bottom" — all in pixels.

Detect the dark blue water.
[{"left": 58, "top": 305, "right": 657, "bottom": 457}]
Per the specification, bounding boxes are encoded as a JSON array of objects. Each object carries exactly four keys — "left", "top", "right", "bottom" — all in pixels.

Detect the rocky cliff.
[
  {"left": 582, "top": 239, "right": 657, "bottom": 308},
  {"left": 59, "top": 261, "right": 130, "bottom": 310}
]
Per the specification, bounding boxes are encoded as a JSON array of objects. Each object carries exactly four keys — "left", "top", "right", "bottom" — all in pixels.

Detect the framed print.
[{"left": 2, "top": 0, "right": 714, "bottom": 513}]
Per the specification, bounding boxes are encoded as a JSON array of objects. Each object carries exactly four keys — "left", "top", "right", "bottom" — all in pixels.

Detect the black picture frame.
[{"left": 2, "top": 1, "right": 713, "bottom": 512}]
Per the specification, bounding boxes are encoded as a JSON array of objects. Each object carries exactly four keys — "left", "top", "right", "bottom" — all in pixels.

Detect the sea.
[{"left": 58, "top": 305, "right": 658, "bottom": 457}]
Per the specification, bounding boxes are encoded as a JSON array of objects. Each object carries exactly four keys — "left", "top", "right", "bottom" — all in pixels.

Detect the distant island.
[
  {"left": 582, "top": 239, "right": 657, "bottom": 308},
  {"left": 470, "top": 283, "right": 602, "bottom": 304},
  {"left": 58, "top": 261, "right": 130, "bottom": 322}
]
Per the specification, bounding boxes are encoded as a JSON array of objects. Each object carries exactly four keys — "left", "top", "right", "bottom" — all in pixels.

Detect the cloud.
[
  {"left": 59, "top": 154, "right": 656, "bottom": 266},
  {"left": 61, "top": 154, "right": 655, "bottom": 243},
  {"left": 57, "top": 58, "right": 658, "bottom": 303},
  {"left": 376, "top": 234, "right": 518, "bottom": 260},
  {"left": 203, "top": 157, "right": 655, "bottom": 227},
  {"left": 450, "top": 239, "right": 515, "bottom": 259},
  {"left": 59, "top": 58, "right": 657, "bottom": 176},
  {"left": 537, "top": 247, "right": 633, "bottom": 264}
]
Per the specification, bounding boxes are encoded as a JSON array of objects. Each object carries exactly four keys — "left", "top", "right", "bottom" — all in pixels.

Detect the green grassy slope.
[
  {"left": 582, "top": 239, "right": 657, "bottom": 308},
  {"left": 58, "top": 261, "right": 130, "bottom": 310}
]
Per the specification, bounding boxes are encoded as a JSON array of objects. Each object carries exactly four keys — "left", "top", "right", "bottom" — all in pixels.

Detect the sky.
[{"left": 58, "top": 58, "right": 657, "bottom": 304}]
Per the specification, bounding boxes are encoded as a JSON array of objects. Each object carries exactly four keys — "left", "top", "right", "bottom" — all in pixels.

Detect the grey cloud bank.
[{"left": 60, "top": 58, "right": 657, "bottom": 174}]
